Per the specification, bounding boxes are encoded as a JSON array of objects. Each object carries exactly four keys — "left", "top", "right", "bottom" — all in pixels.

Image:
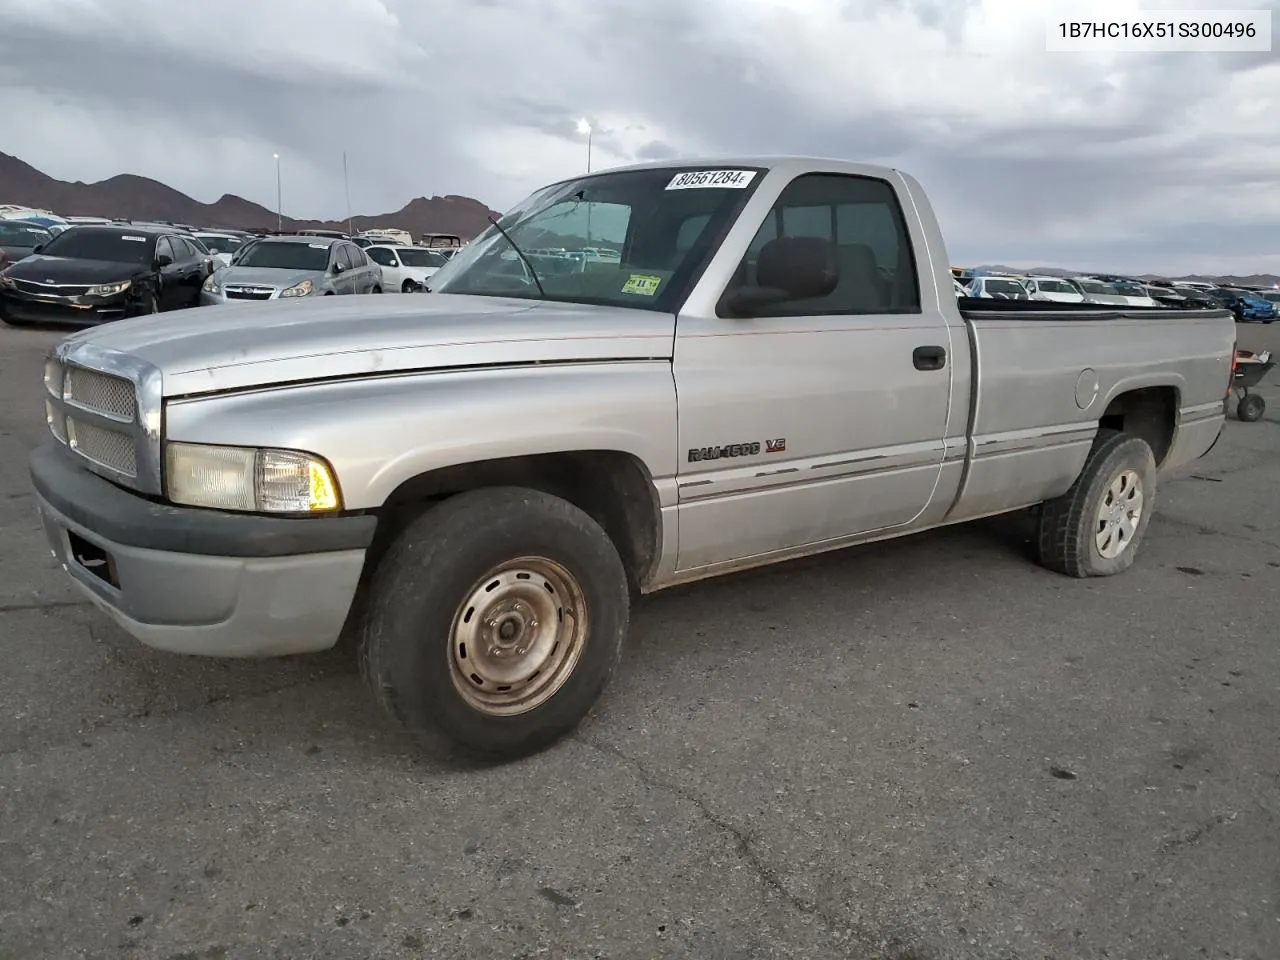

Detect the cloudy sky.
[{"left": 0, "top": 0, "right": 1276, "bottom": 275}]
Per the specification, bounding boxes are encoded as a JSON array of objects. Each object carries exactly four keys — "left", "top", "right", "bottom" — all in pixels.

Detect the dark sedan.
[
  {"left": 0, "top": 225, "right": 213, "bottom": 327},
  {"left": 0, "top": 220, "right": 53, "bottom": 269}
]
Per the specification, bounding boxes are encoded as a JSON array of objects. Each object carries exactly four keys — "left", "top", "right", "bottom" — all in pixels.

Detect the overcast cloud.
[{"left": 0, "top": 0, "right": 1276, "bottom": 274}]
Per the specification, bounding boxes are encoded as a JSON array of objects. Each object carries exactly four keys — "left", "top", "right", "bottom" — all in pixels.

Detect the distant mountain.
[
  {"left": 971, "top": 264, "right": 1280, "bottom": 286},
  {"left": 0, "top": 151, "right": 501, "bottom": 240}
]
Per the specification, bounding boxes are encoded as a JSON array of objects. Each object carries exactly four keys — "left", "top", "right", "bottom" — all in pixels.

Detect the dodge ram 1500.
[{"left": 31, "top": 156, "right": 1236, "bottom": 760}]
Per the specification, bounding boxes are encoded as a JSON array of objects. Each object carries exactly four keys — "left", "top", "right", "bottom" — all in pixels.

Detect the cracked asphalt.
[{"left": 2, "top": 322, "right": 1279, "bottom": 960}]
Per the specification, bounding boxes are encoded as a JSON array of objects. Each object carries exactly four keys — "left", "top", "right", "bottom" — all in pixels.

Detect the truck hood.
[{"left": 58, "top": 293, "right": 675, "bottom": 397}]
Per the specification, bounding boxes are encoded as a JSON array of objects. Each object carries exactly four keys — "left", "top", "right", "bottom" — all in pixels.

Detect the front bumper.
[
  {"left": 29, "top": 443, "right": 377, "bottom": 658},
  {"left": 0, "top": 289, "right": 134, "bottom": 326}
]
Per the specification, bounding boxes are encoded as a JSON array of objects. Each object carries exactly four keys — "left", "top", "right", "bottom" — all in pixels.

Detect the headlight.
[
  {"left": 280, "top": 279, "right": 313, "bottom": 298},
  {"left": 164, "top": 442, "right": 341, "bottom": 513},
  {"left": 202, "top": 274, "right": 220, "bottom": 293},
  {"left": 85, "top": 280, "right": 131, "bottom": 296}
]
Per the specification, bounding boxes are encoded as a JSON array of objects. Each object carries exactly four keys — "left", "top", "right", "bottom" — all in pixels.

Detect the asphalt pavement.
[{"left": 2, "top": 321, "right": 1278, "bottom": 960}]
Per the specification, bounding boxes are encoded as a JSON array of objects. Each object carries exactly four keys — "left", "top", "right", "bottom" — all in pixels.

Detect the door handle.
[{"left": 913, "top": 345, "right": 947, "bottom": 371}]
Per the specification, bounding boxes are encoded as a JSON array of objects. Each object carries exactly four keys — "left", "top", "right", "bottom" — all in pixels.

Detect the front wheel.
[
  {"left": 1036, "top": 428, "right": 1157, "bottom": 578},
  {"left": 371, "top": 285, "right": 382, "bottom": 294},
  {"left": 401, "top": 280, "right": 418, "bottom": 293},
  {"left": 359, "top": 486, "right": 630, "bottom": 761}
]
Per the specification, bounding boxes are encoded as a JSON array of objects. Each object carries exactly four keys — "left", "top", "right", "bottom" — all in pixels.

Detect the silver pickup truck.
[{"left": 31, "top": 156, "right": 1236, "bottom": 760}]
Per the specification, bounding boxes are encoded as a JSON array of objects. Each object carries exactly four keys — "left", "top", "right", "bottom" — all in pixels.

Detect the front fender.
[{"left": 162, "top": 361, "right": 679, "bottom": 510}]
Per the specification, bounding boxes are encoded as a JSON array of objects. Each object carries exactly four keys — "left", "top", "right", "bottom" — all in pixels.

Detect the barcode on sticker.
[{"left": 665, "top": 169, "right": 756, "bottom": 190}]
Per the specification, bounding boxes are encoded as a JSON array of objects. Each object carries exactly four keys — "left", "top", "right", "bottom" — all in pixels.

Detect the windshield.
[
  {"left": 198, "top": 235, "right": 244, "bottom": 254},
  {"left": 428, "top": 166, "right": 764, "bottom": 310},
  {"left": 986, "top": 279, "right": 1025, "bottom": 296},
  {"left": 0, "top": 222, "right": 52, "bottom": 248},
  {"left": 1259, "top": 292, "right": 1280, "bottom": 302},
  {"left": 234, "top": 240, "right": 330, "bottom": 271},
  {"left": 1113, "top": 283, "right": 1146, "bottom": 297},
  {"left": 397, "top": 248, "right": 445, "bottom": 268},
  {"left": 39, "top": 228, "right": 155, "bottom": 263},
  {"left": 1036, "top": 279, "right": 1075, "bottom": 293},
  {"left": 1078, "top": 280, "right": 1116, "bottom": 294}
]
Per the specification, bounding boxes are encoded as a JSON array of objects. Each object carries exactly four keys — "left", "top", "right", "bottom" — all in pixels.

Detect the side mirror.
[
  {"left": 33, "top": 244, "right": 44, "bottom": 254},
  {"left": 155, "top": 254, "right": 173, "bottom": 268},
  {"left": 331, "top": 261, "right": 345, "bottom": 274}
]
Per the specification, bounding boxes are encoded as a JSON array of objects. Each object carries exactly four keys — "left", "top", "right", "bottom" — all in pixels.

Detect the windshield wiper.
[{"left": 486, "top": 214, "right": 546, "bottom": 298}]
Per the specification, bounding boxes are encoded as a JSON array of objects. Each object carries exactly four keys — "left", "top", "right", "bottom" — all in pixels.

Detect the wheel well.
[
  {"left": 369, "top": 451, "right": 662, "bottom": 591},
  {"left": 1098, "top": 386, "right": 1178, "bottom": 466}
]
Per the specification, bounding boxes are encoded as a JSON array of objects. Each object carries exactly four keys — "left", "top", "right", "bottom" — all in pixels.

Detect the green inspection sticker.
[{"left": 622, "top": 274, "right": 662, "bottom": 296}]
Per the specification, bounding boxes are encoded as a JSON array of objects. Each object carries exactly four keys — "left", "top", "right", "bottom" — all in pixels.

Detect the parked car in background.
[
  {"left": 1071, "top": 278, "right": 1130, "bottom": 306},
  {"left": 1105, "top": 280, "right": 1162, "bottom": 308},
  {"left": 1024, "top": 275, "right": 1085, "bottom": 303},
  {"left": 0, "top": 220, "right": 53, "bottom": 265},
  {"left": 359, "top": 228, "right": 414, "bottom": 247},
  {"left": 952, "top": 278, "right": 968, "bottom": 297},
  {"left": 201, "top": 235, "right": 383, "bottom": 303},
  {"left": 0, "top": 224, "right": 211, "bottom": 326},
  {"left": 364, "top": 244, "right": 449, "bottom": 292},
  {"left": 1216, "top": 287, "right": 1277, "bottom": 323},
  {"left": 195, "top": 231, "right": 248, "bottom": 267},
  {"left": 967, "top": 275, "right": 1030, "bottom": 299}
]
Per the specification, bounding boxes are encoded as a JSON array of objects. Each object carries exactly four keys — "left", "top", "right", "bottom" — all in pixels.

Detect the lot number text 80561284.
[{"left": 665, "top": 170, "right": 757, "bottom": 190}]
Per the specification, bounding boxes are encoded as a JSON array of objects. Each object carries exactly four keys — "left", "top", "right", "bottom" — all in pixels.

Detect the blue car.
[{"left": 1216, "top": 288, "right": 1277, "bottom": 323}]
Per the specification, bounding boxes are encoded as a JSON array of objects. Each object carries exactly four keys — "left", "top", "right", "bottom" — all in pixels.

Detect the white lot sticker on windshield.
[
  {"left": 308, "top": 243, "right": 329, "bottom": 249},
  {"left": 665, "top": 169, "right": 756, "bottom": 190},
  {"left": 121, "top": 235, "right": 146, "bottom": 242}
]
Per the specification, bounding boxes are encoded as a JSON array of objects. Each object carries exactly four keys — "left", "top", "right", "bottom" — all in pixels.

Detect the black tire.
[
  {"left": 144, "top": 294, "right": 159, "bottom": 315},
  {"left": 1237, "top": 392, "right": 1265, "bottom": 422},
  {"left": 1036, "top": 428, "right": 1157, "bottom": 578},
  {"left": 401, "top": 280, "right": 417, "bottom": 293},
  {"left": 359, "top": 486, "right": 630, "bottom": 761},
  {"left": 371, "top": 286, "right": 382, "bottom": 294}
]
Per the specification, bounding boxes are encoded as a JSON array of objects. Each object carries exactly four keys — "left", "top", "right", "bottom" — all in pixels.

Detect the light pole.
[
  {"left": 273, "top": 153, "right": 282, "bottom": 232},
  {"left": 576, "top": 119, "right": 592, "bottom": 173}
]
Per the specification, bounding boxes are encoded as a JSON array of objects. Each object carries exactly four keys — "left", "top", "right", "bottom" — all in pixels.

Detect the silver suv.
[{"left": 201, "top": 235, "right": 382, "bottom": 303}]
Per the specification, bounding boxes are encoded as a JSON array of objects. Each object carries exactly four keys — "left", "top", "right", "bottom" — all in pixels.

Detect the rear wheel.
[
  {"left": 371, "top": 285, "right": 382, "bottom": 294},
  {"left": 1238, "top": 392, "right": 1266, "bottom": 422},
  {"left": 1036, "top": 428, "right": 1157, "bottom": 578},
  {"left": 359, "top": 486, "right": 630, "bottom": 761}
]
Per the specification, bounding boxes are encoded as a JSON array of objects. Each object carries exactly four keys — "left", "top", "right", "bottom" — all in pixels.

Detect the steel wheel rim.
[
  {"left": 447, "top": 556, "right": 588, "bottom": 717},
  {"left": 1095, "top": 468, "right": 1143, "bottom": 559}
]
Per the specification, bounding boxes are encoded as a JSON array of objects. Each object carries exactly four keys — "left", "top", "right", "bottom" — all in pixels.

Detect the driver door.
[{"left": 671, "top": 172, "right": 953, "bottom": 571}]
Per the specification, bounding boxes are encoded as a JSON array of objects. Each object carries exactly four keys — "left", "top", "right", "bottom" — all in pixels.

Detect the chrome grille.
[
  {"left": 64, "top": 366, "right": 137, "bottom": 421},
  {"left": 66, "top": 417, "right": 138, "bottom": 477},
  {"left": 14, "top": 279, "right": 90, "bottom": 297},
  {"left": 43, "top": 350, "right": 161, "bottom": 494},
  {"left": 45, "top": 400, "right": 67, "bottom": 443},
  {"left": 224, "top": 285, "right": 275, "bottom": 301}
]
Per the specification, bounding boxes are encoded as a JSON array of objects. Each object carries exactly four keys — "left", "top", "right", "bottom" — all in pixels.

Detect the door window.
[
  {"left": 366, "top": 246, "right": 397, "bottom": 267},
  {"left": 722, "top": 173, "right": 921, "bottom": 317},
  {"left": 154, "top": 237, "right": 176, "bottom": 264}
]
